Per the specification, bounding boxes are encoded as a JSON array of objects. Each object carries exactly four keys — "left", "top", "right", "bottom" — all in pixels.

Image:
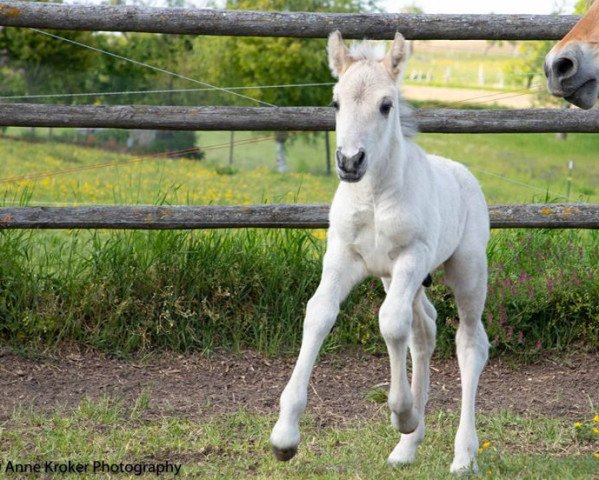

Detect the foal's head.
[{"left": 328, "top": 31, "right": 410, "bottom": 183}]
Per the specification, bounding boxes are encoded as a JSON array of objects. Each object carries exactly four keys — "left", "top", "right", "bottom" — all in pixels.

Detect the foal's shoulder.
[{"left": 425, "top": 154, "right": 481, "bottom": 187}]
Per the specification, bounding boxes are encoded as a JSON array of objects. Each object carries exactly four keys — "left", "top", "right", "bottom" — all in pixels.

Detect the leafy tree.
[
  {"left": 400, "top": 4, "right": 423, "bottom": 14},
  {"left": 574, "top": 0, "right": 595, "bottom": 14},
  {"left": 0, "top": 27, "right": 96, "bottom": 102}
]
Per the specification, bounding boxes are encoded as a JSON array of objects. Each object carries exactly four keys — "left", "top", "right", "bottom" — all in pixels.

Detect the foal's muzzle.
[
  {"left": 336, "top": 148, "right": 366, "bottom": 182},
  {"left": 545, "top": 44, "right": 599, "bottom": 110}
]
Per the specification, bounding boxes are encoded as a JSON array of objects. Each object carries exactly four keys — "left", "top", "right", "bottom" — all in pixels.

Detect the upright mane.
[{"left": 348, "top": 42, "right": 385, "bottom": 62}]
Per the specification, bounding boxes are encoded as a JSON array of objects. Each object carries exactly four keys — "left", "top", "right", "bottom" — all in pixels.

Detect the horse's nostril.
[
  {"left": 554, "top": 56, "right": 576, "bottom": 78},
  {"left": 355, "top": 150, "right": 365, "bottom": 165}
]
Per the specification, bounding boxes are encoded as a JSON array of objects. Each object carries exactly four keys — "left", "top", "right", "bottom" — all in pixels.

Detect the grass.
[
  {"left": 2, "top": 129, "right": 598, "bottom": 205},
  {"left": 0, "top": 132, "right": 597, "bottom": 356},
  {"left": 405, "top": 43, "right": 520, "bottom": 90},
  {"left": 0, "top": 397, "right": 596, "bottom": 479},
  {"left": 0, "top": 226, "right": 596, "bottom": 357}
]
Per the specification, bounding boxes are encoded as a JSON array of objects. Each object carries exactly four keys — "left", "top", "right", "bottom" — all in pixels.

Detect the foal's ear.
[
  {"left": 328, "top": 30, "right": 353, "bottom": 78},
  {"left": 383, "top": 32, "right": 409, "bottom": 81}
]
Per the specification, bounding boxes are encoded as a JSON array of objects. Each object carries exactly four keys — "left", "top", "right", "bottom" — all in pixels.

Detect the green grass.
[
  {"left": 405, "top": 46, "right": 520, "bottom": 90},
  {"left": 3, "top": 129, "right": 597, "bottom": 206},
  {"left": 0, "top": 129, "right": 597, "bottom": 356},
  {"left": 0, "top": 226, "right": 596, "bottom": 357},
  {"left": 1, "top": 397, "right": 596, "bottom": 479}
]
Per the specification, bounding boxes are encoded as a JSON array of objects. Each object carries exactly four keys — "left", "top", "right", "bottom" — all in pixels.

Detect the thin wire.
[
  {"left": 0, "top": 83, "right": 336, "bottom": 101},
  {"left": 447, "top": 84, "right": 542, "bottom": 105},
  {"left": 0, "top": 134, "right": 278, "bottom": 185},
  {"left": 470, "top": 166, "right": 568, "bottom": 199},
  {"left": 30, "top": 28, "right": 277, "bottom": 108}
]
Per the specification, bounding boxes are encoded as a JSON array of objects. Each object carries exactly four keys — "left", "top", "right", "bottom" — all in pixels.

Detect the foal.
[
  {"left": 545, "top": 1, "right": 599, "bottom": 109},
  {"left": 270, "top": 31, "right": 490, "bottom": 474}
]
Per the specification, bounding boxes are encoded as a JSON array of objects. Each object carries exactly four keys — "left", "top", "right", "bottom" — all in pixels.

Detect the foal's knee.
[
  {"left": 456, "top": 322, "right": 489, "bottom": 359},
  {"left": 379, "top": 301, "right": 412, "bottom": 344}
]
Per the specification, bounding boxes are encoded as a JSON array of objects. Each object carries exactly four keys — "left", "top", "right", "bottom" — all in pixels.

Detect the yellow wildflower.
[
  {"left": 478, "top": 441, "right": 492, "bottom": 453},
  {"left": 594, "top": 414, "right": 599, "bottom": 423},
  {"left": 595, "top": 452, "right": 599, "bottom": 459},
  {"left": 574, "top": 422, "right": 582, "bottom": 428},
  {"left": 593, "top": 428, "right": 599, "bottom": 435}
]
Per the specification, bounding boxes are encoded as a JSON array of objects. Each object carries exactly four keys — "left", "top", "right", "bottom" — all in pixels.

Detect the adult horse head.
[{"left": 545, "top": 1, "right": 599, "bottom": 109}]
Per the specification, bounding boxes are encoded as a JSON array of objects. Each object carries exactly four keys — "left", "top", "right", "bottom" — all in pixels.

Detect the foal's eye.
[
  {"left": 331, "top": 100, "right": 340, "bottom": 111},
  {"left": 380, "top": 101, "right": 393, "bottom": 116}
]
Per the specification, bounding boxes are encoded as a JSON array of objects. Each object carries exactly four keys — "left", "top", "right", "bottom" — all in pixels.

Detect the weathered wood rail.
[
  {"left": 0, "top": 2, "right": 579, "bottom": 40},
  {"left": 0, "top": 4, "right": 597, "bottom": 230},
  {"left": 1, "top": 204, "right": 597, "bottom": 230},
  {"left": 2, "top": 104, "right": 599, "bottom": 133}
]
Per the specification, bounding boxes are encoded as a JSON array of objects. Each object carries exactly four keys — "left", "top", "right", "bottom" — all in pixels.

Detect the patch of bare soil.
[{"left": 0, "top": 348, "right": 596, "bottom": 424}]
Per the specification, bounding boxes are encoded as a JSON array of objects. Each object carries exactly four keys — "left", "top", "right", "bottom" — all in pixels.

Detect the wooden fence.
[{"left": 0, "top": 1, "right": 597, "bottom": 230}]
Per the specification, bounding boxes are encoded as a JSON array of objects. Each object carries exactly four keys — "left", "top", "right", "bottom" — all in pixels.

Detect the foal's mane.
[{"left": 346, "top": 40, "right": 418, "bottom": 139}]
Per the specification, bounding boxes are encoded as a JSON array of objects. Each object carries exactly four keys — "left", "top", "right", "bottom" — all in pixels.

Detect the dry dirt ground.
[{"left": 0, "top": 348, "right": 596, "bottom": 424}]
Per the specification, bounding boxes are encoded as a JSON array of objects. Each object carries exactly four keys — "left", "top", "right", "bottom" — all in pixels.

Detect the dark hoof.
[{"left": 272, "top": 445, "right": 298, "bottom": 462}]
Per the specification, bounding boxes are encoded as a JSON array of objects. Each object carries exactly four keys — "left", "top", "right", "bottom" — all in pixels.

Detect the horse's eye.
[
  {"left": 331, "top": 100, "right": 340, "bottom": 111},
  {"left": 380, "top": 101, "right": 393, "bottom": 116}
]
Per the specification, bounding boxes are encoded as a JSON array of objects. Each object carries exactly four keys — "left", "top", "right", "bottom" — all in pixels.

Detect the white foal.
[{"left": 270, "top": 31, "right": 490, "bottom": 475}]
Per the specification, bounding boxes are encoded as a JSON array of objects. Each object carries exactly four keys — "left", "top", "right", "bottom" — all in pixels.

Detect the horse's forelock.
[{"left": 348, "top": 42, "right": 385, "bottom": 63}]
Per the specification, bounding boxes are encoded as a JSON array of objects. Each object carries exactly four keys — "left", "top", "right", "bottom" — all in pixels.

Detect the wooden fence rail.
[
  {"left": 2, "top": 104, "right": 599, "bottom": 133},
  {"left": 1, "top": 204, "right": 597, "bottom": 230},
  {"left": 0, "top": 2, "right": 579, "bottom": 40},
  {"left": 0, "top": 4, "right": 597, "bottom": 231}
]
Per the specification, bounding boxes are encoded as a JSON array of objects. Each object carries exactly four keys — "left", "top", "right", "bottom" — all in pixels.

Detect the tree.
[
  {"left": 574, "top": 0, "right": 595, "bottom": 14},
  {"left": 188, "top": 0, "right": 380, "bottom": 172},
  {"left": 0, "top": 27, "right": 96, "bottom": 101}
]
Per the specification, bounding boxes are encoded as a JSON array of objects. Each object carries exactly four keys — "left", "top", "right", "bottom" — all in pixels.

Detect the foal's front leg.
[
  {"left": 379, "top": 248, "right": 431, "bottom": 458},
  {"left": 270, "top": 245, "right": 365, "bottom": 461}
]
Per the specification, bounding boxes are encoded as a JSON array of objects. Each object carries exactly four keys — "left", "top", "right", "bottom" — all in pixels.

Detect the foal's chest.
[{"left": 345, "top": 208, "right": 414, "bottom": 277}]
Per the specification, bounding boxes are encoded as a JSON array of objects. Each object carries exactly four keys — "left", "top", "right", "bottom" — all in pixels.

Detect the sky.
[{"left": 382, "top": 0, "right": 578, "bottom": 14}]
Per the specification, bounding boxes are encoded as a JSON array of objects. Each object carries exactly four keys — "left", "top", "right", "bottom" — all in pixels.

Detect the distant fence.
[{"left": 0, "top": 1, "right": 597, "bottom": 230}]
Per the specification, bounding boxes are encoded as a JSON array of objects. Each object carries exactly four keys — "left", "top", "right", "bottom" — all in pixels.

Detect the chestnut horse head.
[{"left": 545, "top": 1, "right": 599, "bottom": 109}]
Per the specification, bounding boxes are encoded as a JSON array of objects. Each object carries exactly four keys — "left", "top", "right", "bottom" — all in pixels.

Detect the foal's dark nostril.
[
  {"left": 355, "top": 150, "right": 365, "bottom": 165},
  {"left": 554, "top": 57, "right": 576, "bottom": 79}
]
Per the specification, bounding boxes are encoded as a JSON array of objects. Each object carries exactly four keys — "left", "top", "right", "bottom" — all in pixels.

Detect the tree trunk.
[{"left": 275, "top": 131, "right": 288, "bottom": 173}]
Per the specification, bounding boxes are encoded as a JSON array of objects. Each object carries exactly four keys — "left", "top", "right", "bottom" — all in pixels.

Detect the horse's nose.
[
  {"left": 336, "top": 148, "right": 366, "bottom": 173},
  {"left": 551, "top": 55, "right": 578, "bottom": 81}
]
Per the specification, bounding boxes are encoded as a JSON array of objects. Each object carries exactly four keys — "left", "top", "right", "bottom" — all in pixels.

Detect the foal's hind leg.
[
  {"left": 445, "top": 250, "right": 489, "bottom": 475},
  {"left": 388, "top": 289, "right": 437, "bottom": 465}
]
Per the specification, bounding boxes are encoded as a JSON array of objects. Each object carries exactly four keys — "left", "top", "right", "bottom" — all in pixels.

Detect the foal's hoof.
[{"left": 272, "top": 445, "right": 298, "bottom": 462}]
